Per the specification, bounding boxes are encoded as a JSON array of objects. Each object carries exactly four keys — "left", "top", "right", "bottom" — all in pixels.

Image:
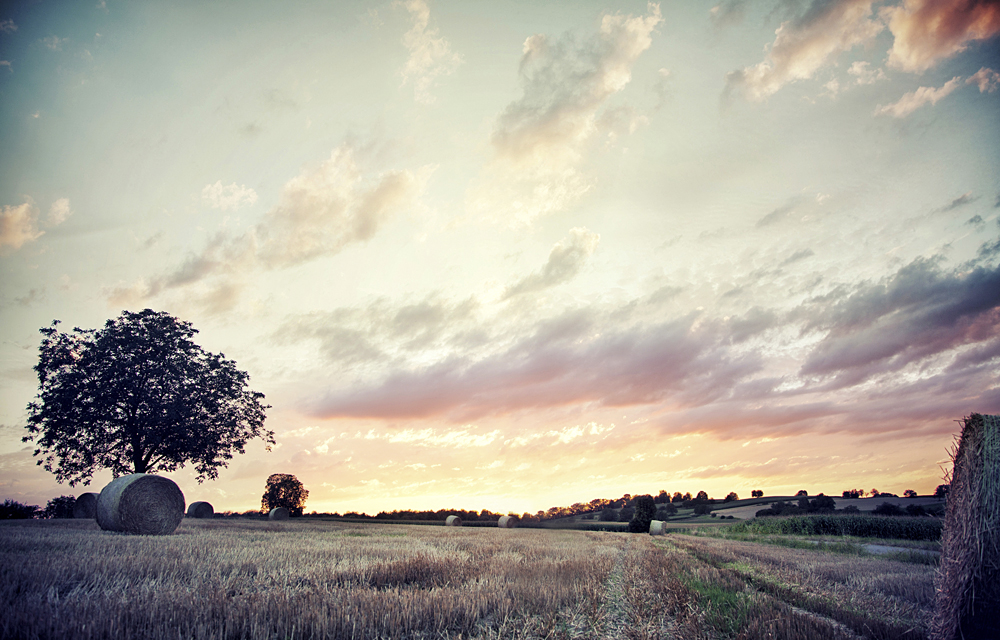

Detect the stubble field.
[{"left": 1, "top": 518, "right": 937, "bottom": 639}]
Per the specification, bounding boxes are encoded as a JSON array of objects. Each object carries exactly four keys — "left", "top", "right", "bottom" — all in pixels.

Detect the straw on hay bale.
[
  {"left": 96, "top": 474, "right": 185, "bottom": 535},
  {"left": 931, "top": 414, "right": 1000, "bottom": 640},
  {"left": 648, "top": 520, "right": 667, "bottom": 535},
  {"left": 445, "top": 515, "right": 462, "bottom": 527},
  {"left": 186, "top": 501, "right": 214, "bottom": 518},
  {"left": 72, "top": 492, "right": 99, "bottom": 519},
  {"left": 497, "top": 515, "right": 517, "bottom": 529},
  {"left": 268, "top": 507, "right": 289, "bottom": 520}
]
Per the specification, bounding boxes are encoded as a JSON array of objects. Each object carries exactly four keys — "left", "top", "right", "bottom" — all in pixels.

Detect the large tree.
[
  {"left": 24, "top": 309, "right": 273, "bottom": 486},
  {"left": 261, "top": 474, "right": 308, "bottom": 516}
]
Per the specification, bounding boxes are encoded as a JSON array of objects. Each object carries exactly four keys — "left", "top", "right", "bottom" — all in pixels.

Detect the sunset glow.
[{"left": 2, "top": 0, "right": 998, "bottom": 516}]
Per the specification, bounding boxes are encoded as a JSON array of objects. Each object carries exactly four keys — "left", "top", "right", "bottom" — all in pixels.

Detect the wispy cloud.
[
  {"left": 725, "top": 0, "right": 882, "bottom": 102},
  {"left": 934, "top": 192, "right": 979, "bottom": 213},
  {"left": 0, "top": 19, "right": 15, "bottom": 34},
  {"left": 710, "top": 1, "right": 748, "bottom": 29},
  {"left": 398, "top": 0, "right": 461, "bottom": 104},
  {"left": 469, "top": 4, "right": 662, "bottom": 225},
  {"left": 966, "top": 66, "right": 1000, "bottom": 93},
  {"left": 503, "top": 228, "right": 600, "bottom": 299},
  {"left": 1, "top": 202, "right": 43, "bottom": 250},
  {"left": 41, "top": 35, "right": 67, "bottom": 51},
  {"left": 108, "top": 143, "right": 431, "bottom": 310},
  {"left": 46, "top": 198, "right": 72, "bottom": 226},
  {"left": 883, "top": 0, "right": 1000, "bottom": 73},
  {"left": 202, "top": 181, "right": 258, "bottom": 211},
  {"left": 875, "top": 76, "right": 963, "bottom": 117}
]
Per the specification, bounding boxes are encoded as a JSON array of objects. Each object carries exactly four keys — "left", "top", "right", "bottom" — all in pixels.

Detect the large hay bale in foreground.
[
  {"left": 186, "top": 501, "right": 214, "bottom": 518},
  {"left": 96, "top": 474, "right": 185, "bottom": 535},
  {"left": 445, "top": 515, "right": 462, "bottom": 527},
  {"left": 72, "top": 492, "right": 99, "bottom": 519},
  {"left": 498, "top": 515, "right": 518, "bottom": 529},
  {"left": 649, "top": 520, "right": 667, "bottom": 535},
  {"left": 268, "top": 507, "right": 289, "bottom": 520},
  {"left": 931, "top": 414, "right": 1000, "bottom": 640}
]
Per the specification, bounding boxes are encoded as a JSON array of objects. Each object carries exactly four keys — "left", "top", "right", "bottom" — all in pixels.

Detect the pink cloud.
[{"left": 884, "top": 0, "right": 1000, "bottom": 73}]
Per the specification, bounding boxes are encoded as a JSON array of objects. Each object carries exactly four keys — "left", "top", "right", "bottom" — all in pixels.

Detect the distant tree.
[
  {"left": 629, "top": 495, "right": 656, "bottom": 533},
  {"left": 655, "top": 490, "right": 670, "bottom": 504},
  {"left": 798, "top": 495, "right": 811, "bottom": 510},
  {"left": 869, "top": 488, "right": 879, "bottom": 497},
  {"left": 935, "top": 484, "right": 950, "bottom": 499},
  {"left": 599, "top": 507, "right": 617, "bottom": 522},
  {"left": 905, "top": 504, "right": 927, "bottom": 517},
  {"left": 842, "top": 489, "right": 862, "bottom": 499},
  {"left": 261, "top": 474, "right": 308, "bottom": 517},
  {"left": 810, "top": 494, "right": 836, "bottom": 512},
  {"left": 795, "top": 489, "right": 808, "bottom": 497},
  {"left": 693, "top": 503, "right": 712, "bottom": 515},
  {"left": 751, "top": 489, "right": 763, "bottom": 498},
  {"left": 1, "top": 499, "right": 39, "bottom": 519},
  {"left": 671, "top": 492, "right": 684, "bottom": 503},
  {"left": 24, "top": 310, "right": 274, "bottom": 486},
  {"left": 682, "top": 492, "right": 692, "bottom": 502},
  {"left": 41, "top": 495, "right": 75, "bottom": 519},
  {"left": 873, "top": 502, "right": 903, "bottom": 516},
  {"left": 618, "top": 506, "right": 635, "bottom": 523},
  {"left": 695, "top": 490, "right": 709, "bottom": 502},
  {"left": 903, "top": 489, "right": 917, "bottom": 498},
  {"left": 724, "top": 492, "right": 739, "bottom": 502},
  {"left": 655, "top": 504, "right": 677, "bottom": 520}
]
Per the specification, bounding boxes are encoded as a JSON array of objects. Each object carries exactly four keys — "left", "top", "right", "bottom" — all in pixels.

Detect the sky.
[{"left": 1, "top": 0, "right": 998, "bottom": 516}]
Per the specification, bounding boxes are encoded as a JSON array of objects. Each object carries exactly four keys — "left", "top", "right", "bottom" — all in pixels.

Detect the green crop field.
[{"left": 2, "top": 517, "right": 938, "bottom": 639}]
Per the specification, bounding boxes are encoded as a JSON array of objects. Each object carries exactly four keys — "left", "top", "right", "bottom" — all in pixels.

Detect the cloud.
[
  {"left": 847, "top": 60, "right": 886, "bottom": 85},
  {"left": 46, "top": 198, "right": 72, "bottom": 226},
  {"left": 0, "top": 61, "right": 11, "bottom": 72},
  {"left": 710, "top": 1, "right": 748, "bottom": 28},
  {"left": 41, "top": 35, "right": 67, "bottom": 51},
  {"left": 884, "top": 0, "right": 1000, "bottom": 73},
  {"left": 725, "top": 0, "right": 882, "bottom": 102},
  {"left": 398, "top": 0, "right": 461, "bottom": 104},
  {"left": 0, "top": 19, "right": 16, "bottom": 33},
  {"left": 503, "top": 228, "right": 600, "bottom": 299},
  {"left": 470, "top": 4, "right": 662, "bottom": 224},
  {"left": 278, "top": 293, "right": 481, "bottom": 367},
  {"left": 0, "top": 202, "right": 43, "bottom": 250},
  {"left": 966, "top": 66, "right": 1000, "bottom": 92},
  {"left": 934, "top": 192, "right": 980, "bottom": 213},
  {"left": 108, "top": 144, "right": 429, "bottom": 310},
  {"left": 202, "top": 181, "right": 258, "bottom": 211},
  {"left": 798, "top": 257, "right": 1000, "bottom": 383},
  {"left": 874, "top": 76, "right": 962, "bottom": 117}
]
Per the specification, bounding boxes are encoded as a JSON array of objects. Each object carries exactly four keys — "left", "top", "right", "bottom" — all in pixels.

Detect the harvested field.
[{"left": 1, "top": 518, "right": 938, "bottom": 639}]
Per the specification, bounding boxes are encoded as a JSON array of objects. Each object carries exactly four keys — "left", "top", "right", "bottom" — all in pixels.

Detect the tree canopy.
[
  {"left": 24, "top": 309, "right": 274, "bottom": 486},
  {"left": 261, "top": 474, "right": 308, "bottom": 516}
]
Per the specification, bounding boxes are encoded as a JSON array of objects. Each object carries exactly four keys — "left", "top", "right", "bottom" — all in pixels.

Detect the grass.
[{"left": 2, "top": 517, "right": 940, "bottom": 639}]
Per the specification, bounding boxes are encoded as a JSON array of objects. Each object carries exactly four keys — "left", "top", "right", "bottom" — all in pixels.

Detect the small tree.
[
  {"left": 842, "top": 489, "right": 862, "bottom": 499},
  {"left": 24, "top": 310, "right": 274, "bottom": 485},
  {"left": 1, "top": 499, "right": 39, "bottom": 519},
  {"left": 628, "top": 495, "right": 656, "bottom": 533},
  {"left": 724, "top": 492, "right": 739, "bottom": 502},
  {"left": 695, "top": 490, "right": 709, "bottom": 502},
  {"left": 903, "top": 489, "right": 917, "bottom": 498},
  {"left": 42, "top": 495, "right": 76, "bottom": 519},
  {"left": 671, "top": 492, "right": 684, "bottom": 503},
  {"left": 599, "top": 507, "right": 617, "bottom": 522},
  {"left": 261, "top": 474, "right": 308, "bottom": 517},
  {"left": 618, "top": 506, "right": 635, "bottom": 523},
  {"left": 795, "top": 489, "right": 808, "bottom": 497},
  {"left": 935, "top": 484, "right": 950, "bottom": 499},
  {"left": 751, "top": 489, "right": 763, "bottom": 498},
  {"left": 693, "top": 503, "right": 712, "bottom": 515}
]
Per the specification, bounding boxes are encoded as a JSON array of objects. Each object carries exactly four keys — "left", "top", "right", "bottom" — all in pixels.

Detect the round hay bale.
[
  {"left": 72, "top": 492, "right": 99, "bottom": 519},
  {"left": 186, "top": 501, "right": 214, "bottom": 519},
  {"left": 445, "top": 515, "right": 462, "bottom": 527},
  {"left": 96, "top": 474, "right": 185, "bottom": 535},
  {"left": 498, "top": 515, "right": 518, "bottom": 528},
  {"left": 649, "top": 520, "right": 667, "bottom": 535},
  {"left": 269, "top": 507, "right": 289, "bottom": 520}
]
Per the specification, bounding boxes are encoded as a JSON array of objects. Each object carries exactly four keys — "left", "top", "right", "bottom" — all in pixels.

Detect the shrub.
[
  {"left": 618, "top": 507, "right": 635, "bottom": 523},
  {"left": 904, "top": 489, "right": 918, "bottom": 498},
  {"left": 628, "top": 495, "right": 656, "bottom": 533},
  {"left": 724, "top": 492, "right": 738, "bottom": 502},
  {"left": 599, "top": 508, "right": 617, "bottom": 522},
  {"left": 795, "top": 490, "right": 808, "bottom": 497},
  {"left": 1, "top": 499, "right": 39, "bottom": 519},
  {"left": 873, "top": 502, "right": 904, "bottom": 516},
  {"left": 733, "top": 514, "right": 942, "bottom": 540},
  {"left": 42, "top": 495, "right": 75, "bottom": 519},
  {"left": 693, "top": 503, "right": 712, "bottom": 516}
]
